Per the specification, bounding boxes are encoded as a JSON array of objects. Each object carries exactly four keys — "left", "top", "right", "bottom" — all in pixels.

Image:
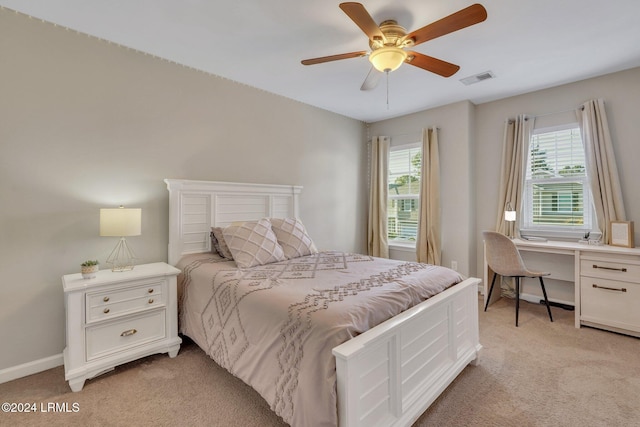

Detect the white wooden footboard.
[{"left": 332, "top": 277, "right": 481, "bottom": 427}]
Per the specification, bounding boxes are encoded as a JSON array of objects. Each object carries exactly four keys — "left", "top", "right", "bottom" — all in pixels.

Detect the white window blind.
[
  {"left": 523, "top": 125, "right": 592, "bottom": 235},
  {"left": 387, "top": 144, "right": 421, "bottom": 243}
]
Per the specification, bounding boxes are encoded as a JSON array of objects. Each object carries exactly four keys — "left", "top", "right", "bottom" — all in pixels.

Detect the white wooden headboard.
[{"left": 164, "top": 179, "right": 302, "bottom": 265}]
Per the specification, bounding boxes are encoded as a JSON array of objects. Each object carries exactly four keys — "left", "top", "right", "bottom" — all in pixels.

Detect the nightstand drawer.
[
  {"left": 581, "top": 277, "right": 640, "bottom": 331},
  {"left": 86, "top": 282, "right": 165, "bottom": 322},
  {"left": 86, "top": 310, "right": 166, "bottom": 361}
]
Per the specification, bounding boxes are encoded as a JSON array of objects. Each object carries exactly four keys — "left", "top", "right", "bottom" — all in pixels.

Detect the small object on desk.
[
  {"left": 579, "top": 232, "right": 591, "bottom": 244},
  {"left": 609, "top": 220, "right": 635, "bottom": 248},
  {"left": 521, "top": 235, "right": 548, "bottom": 242}
]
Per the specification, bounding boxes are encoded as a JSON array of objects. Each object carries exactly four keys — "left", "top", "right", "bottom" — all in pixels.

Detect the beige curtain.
[
  {"left": 576, "top": 99, "right": 626, "bottom": 244},
  {"left": 416, "top": 128, "right": 441, "bottom": 265},
  {"left": 368, "top": 136, "right": 390, "bottom": 258},
  {"left": 495, "top": 115, "right": 535, "bottom": 236}
]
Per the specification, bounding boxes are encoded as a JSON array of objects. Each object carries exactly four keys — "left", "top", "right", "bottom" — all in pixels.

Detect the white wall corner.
[{"left": 0, "top": 354, "right": 64, "bottom": 385}]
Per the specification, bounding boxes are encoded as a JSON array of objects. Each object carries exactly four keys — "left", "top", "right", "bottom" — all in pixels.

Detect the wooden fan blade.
[
  {"left": 339, "top": 2, "right": 385, "bottom": 42},
  {"left": 405, "top": 52, "right": 460, "bottom": 77},
  {"left": 301, "top": 51, "right": 368, "bottom": 65},
  {"left": 406, "top": 3, "right": 487, "bottom": 46},
  {"left": 360, "top": 67, "right": 382, "bottom": 91}
]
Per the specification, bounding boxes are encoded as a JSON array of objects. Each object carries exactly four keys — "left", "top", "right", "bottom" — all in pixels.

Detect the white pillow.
[
  {"left": 222, "top": 218, "right": 286, "bottom": 268},
  {"left": 270, "top": 218, "right": 318, "bottom": 259}
]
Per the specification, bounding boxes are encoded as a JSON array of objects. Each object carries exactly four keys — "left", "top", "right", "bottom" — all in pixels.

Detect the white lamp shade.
[
  {"left": 504, "top": 210, "right": 517, "bottom": 222},
  {"left": 100, "top": 208, "right": 141, "bottom": 237},
  {"left": 369, "top": 47, "right": 408, "bottom": 72}
]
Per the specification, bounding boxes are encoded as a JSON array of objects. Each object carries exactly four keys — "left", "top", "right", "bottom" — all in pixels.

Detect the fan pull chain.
[{"left": 386, "top": 70, "right": 390, "bottom": 110}]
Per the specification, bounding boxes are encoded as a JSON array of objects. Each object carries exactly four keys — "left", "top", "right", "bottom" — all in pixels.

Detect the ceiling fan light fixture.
[{"left": 369, "top": 46, "right": 407, "bottom": 72}]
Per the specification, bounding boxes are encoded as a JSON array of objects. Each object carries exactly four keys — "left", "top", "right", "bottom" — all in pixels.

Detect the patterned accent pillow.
[
  {"left": 270, "top": 218, "right": 318, "bottom": 259},
  {"left": 222, "top": 218, "right": 286, "bottom": 268},
  {"left": 211, "top": 227, "right": 234, "bottom": 260}
]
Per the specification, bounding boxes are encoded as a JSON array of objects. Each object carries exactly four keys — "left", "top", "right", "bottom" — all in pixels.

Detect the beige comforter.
[{"left": 176, "top": 251, "right": 463, "bottom": 427}]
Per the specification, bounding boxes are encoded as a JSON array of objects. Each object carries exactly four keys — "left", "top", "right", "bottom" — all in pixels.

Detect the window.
[
  {"left": 522, "top": 125, "right": 592, "bottom": 237},
  {"left": 387, "top": 143, "right": 421, "bottom": 244}
]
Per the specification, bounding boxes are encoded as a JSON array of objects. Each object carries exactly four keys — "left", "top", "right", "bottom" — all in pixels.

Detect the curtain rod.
[
  {"left": 367, "top": 127, "right": 439, "bottom": 141},
  {"left": 524, "top": 105, "right": 585, "bottom": 121}
]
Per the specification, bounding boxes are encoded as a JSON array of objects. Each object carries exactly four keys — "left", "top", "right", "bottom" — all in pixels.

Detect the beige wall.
[
  {"left": 474, "top": 67, "right": 640, "bottom": 281},
  {"left": 368, "top": 101, "right": 477, "bottom": 276},
  {"left": 368, "top": 67, "right": 640, "bottom": 291},
  {"left": 3, "top": 6, "right": 640, "bottom": 376},
  {"left": 0, "top": 10, "right": 367, "bottom": 371}
]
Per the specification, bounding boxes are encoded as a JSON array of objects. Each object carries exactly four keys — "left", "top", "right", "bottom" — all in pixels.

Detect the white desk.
[{"left": 483, "top": 239, "right": 640, "bottom": 336}]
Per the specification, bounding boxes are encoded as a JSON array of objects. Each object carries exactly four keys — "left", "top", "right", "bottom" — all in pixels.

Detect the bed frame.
[{"left": 165, "top": 178, "right": 482, "bottom": 427}]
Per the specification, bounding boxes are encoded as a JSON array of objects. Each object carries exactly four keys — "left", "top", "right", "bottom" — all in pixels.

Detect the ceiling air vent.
[{"left": 460, "top": 71, "right": 496, "bottom": 86}]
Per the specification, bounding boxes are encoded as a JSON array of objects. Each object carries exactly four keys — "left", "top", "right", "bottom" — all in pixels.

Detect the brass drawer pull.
[
  {"left": 148, "top": 288, "right": 154, "bottom": 294},
  {"left": 120, "top": 329, "right": 137, "bottom": 337},
  {"left": 103, "top": 296, "right": 110, "bottom": 302},
  {"left": 103, "top": 308, "right": 110, "bottom": 314},
  {"left": 592, "top": 284, "right": 627, "bottom": 293},
  {"left": 148, "top": 298, "right": 154, "bottom": 304},
  {"left": 592, "top": 264, "right": 627, "bottom": 272}
]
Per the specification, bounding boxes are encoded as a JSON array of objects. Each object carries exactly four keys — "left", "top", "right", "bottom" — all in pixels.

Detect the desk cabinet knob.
[
  {"left": 148, "top": 288, "right": 154, "bottom": 294},
  {"left": 103, "top": 308, "right": 110, "bottom": 314},
  {"left": 103, "top": 296, "right": 110, "bottom": 302},
  {"left": 148, "top": 298, "right": 154, "bottom": 304},
  {"left": 120, "top": 329, "right": 137, "bottom": 337}
]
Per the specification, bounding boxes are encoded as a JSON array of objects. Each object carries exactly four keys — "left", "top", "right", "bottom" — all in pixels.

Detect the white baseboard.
[{"left": 0, "top": 353, "right": 64, "bottom": 385}]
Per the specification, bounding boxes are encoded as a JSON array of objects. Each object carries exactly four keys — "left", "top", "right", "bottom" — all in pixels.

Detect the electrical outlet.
[{"left": 451, "top": 261, "right": 458, "bottom": 271}]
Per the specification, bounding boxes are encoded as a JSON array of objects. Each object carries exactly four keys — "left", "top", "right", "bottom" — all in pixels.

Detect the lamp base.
[{"left": 106, "top": 237, "right": 137, "bottom": 272}]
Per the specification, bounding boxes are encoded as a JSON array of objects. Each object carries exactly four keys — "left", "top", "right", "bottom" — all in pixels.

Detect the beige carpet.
[{"left": 2, "top": 296, "right": 639, "bottom": 427}]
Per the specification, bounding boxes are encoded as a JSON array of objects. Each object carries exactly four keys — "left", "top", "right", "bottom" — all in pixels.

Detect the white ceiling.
[{"left": 2, "top": 0, "right": 640, "bottom": 123}]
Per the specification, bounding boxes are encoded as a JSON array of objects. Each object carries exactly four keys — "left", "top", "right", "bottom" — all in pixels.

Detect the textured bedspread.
[{"left": 176, "top": 251, "right": 463, "bottom": 427}]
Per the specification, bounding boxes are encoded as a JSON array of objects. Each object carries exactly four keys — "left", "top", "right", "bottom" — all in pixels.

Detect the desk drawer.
[
  {"left": 580, "top": 277, "right": 640, "bottom": 331},
  {"left": 86, "top": 282, "right": 165, "bottom": 323},
  {"left": 580, "top": 258, "right": 640, "bottom": 283},
  {"left": 85, "top": 310, "right": 166, "bottom": 361}
]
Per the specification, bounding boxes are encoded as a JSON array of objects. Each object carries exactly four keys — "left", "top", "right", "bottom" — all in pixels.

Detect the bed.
[{"left": 165, "top": 179, "right": 481, "bottom": 427}]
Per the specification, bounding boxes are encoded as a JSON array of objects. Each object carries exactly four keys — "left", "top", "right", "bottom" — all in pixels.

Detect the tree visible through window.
[
  {"left": 387, "top": 144, "right": 421, "bottom": 243},
  {"left": 523, "top": 126, "right": 592, "bottom": 235}
]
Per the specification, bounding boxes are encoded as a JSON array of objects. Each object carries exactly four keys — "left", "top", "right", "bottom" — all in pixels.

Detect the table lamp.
[
  {"left": 504, "top": 202, "right": 516, "bottom": 239},
  {"left": 100, "top": 206, "right": 141, "bottom": 271}
]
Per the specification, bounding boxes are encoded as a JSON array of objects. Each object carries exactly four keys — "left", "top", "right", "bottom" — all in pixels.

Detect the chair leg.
[
  {"left": 538, "top": 277, "right": 554, "bottom": 322},
  {"left": 484, "top": 273, "right": 498, "bottom": 312},
  {"left": 515, "top": 277, "right": 520, "bottom": 327}
]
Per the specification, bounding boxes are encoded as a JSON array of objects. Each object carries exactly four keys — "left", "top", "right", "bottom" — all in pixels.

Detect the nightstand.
[{"left": 62, "top": 262, "right": 182, "bottom": 392}]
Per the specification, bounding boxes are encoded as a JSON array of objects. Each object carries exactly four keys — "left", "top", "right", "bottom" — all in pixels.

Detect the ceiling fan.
[{"left": 301, "top": 2, "right": 487, "bottom": 90}]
